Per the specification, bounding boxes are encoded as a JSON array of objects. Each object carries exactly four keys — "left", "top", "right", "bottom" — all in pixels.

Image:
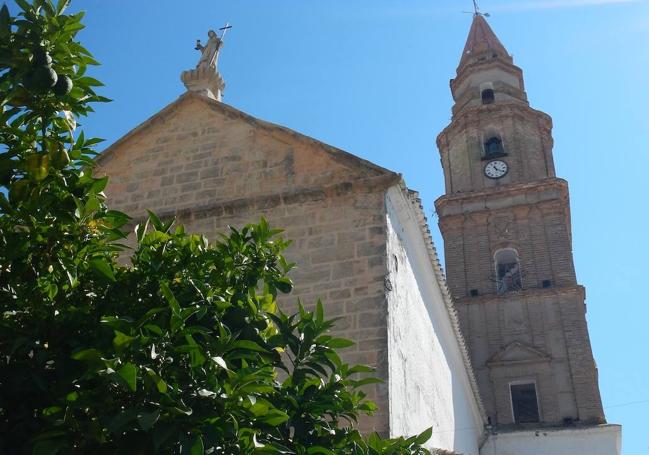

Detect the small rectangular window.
[
  {"left": 510, "top": 382, "right": 540, "bottom": 423},
  {"left": 482, "top": 88, "right": 495, "bottom": 104}
]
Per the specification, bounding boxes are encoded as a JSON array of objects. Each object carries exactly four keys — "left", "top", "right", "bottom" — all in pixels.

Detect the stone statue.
[
  {"left": 195, "top": 30, "right": 222, "bottom": 70},
  {"left": 183, "top": 26, "right": 230, "bottom": 101}
]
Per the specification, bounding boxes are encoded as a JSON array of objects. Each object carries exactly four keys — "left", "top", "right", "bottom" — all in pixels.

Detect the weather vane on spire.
[{"left": 466, "top": 0, "right": 490, "bottom": 17}]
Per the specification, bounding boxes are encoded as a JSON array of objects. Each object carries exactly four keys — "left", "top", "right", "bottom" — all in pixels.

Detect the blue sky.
[{"left": 12, "top": 0, "right": 649, "bottom": 452}]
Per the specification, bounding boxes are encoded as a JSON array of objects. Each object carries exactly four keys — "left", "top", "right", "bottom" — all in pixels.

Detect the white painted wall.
[
  {"left": 481, "top": 424, "right": 622, "bottom": 455},
  {"left": 385, "top": 187, "right": 484, "bottom": 455}
]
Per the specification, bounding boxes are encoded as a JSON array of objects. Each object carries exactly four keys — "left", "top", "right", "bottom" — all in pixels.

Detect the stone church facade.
[{"left": 98, "top": 13, "right": 621, "bottom": 455}]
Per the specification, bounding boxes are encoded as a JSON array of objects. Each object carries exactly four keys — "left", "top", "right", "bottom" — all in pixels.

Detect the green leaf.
[
  {"left": 89, "top": 257, "right": 115, "bottom": 281},
  {"left": 160, "top": 282, "right": 180, "bottom": 315},
  {"left": 77, "top": 76, "right": 104, "bottom": 87},
  {"left": 41, "top": 1, "right": 55, "bottom": 16},
  {"left": 249, "top": 400, "right": 269, "bottom": 417},
  {"left": 84, "top": 137, "right": 106, "bottom": 146},
  {"left": 63, "top": 110, "right": 76, "bottom": 132},
  {"left": 261, "top": 409, "right": 290, "bottom": 426},
  {"left": 274, "top": 277, "right": 293, "bottom": 294},
  {"left": 84, "top": 195, "right": 100, "bottom": 215},
  {"left": 42, "top": 406, "right": 63, "bottom": 417},
  {"left": 144, "top": 323, "right": 163, "bottom": 335},
  {"left": 118, "top": 362, "right": 137, "bottom": 391},
  {"left": 0, "top": 5, "right": 10, "bottom": 40},
  {"left": 188, "top": 435, "right": 204, "bottom": 455},
  {"left": 327, "top": 338, "right": 355, "bottom": 349},
  {"left": 351, "top": 377, "right": 383, "bottom": 387},
  {"left": 146, "top": 209, "right": 164, "bottom": 231},
  {"left": 231, "top": 340, "right": 268, "bottom": 353},
  {"left": 144, "top": 367, "right": 168, "bottom": 393},
  {"left": 212, "top": 356, "right": 227, "bottom": 369},
  {"left": 113, "top": 330, "right": 135, "bottom": 353},
  {"left": 56, "top": 0, "right": 70, "bottom": 14},
  {"left": 32, "top": 439, "right": 64, "bottom": 455},
  {"left": 47, "top": 283, "right": 58, "bottom": 300},
  {"left": 0, "top": 193, "right": 12, "bottom": 213},
  {"left": 170, "top": 404, "right": 193, "bottom": 416},
  {"left": 71, "top": 348, "right": 102, "bottom": 361},
  {"left": 189, "top": 346, "right": 206, "bottom": 368},
  {"left": 107, "top": 410, "right": 137, "bottom": 433},
  {"left": 414, "top": 427, "right": 433, "bottom": 445},
  {"left": 89, "top": 176, "right": 108, "bottom": 194},
  {"left": 307, "top": 447, "right": 335, "bottom": 455},
  {"left": 137, "top": 409, "right": 161, "bottom": 431},
  {"left": 358, "top": 401, "right": 378, "bottom": 413},
  {"left": 15, "top": 0, "right": 32, "bottom": 13},
  {"left": 135, "top": 219, "right": 149, "bottom": 242}
]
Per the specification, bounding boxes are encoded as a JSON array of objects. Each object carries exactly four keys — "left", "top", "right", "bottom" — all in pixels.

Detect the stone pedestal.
[{"left": 181, "top": 66, "right": 225, "bottom": 101}]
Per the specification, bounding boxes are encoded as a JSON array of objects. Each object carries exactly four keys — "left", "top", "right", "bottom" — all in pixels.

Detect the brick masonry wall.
[
  {"left": 436, "top": 105, "right": 554, "bottom": 196},
  {"left": 437, "top": 191, "right": 604, "bottom": 425},
  {"left": 439, "top": 195, "right": 577, "bottom": 300},
  {"left": 455, "top": 287, "right": 603, "bottom": 424},
  {"left": 435, "top": 80, "right": 604, "bottom": 426},
  {"left": 98, "top": 94, "right": 397, "bottom": 434}
]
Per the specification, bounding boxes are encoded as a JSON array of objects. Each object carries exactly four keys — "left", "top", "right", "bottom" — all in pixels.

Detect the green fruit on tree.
[
  {"left": 53, "top": 75, "right": 73, "bottom": 96},
  {"left": 32, "top": 47, "right": 52, "bottom": 66},
  {"left": 9, "top": 180, "right": 30, "bottom": 205},
  {"left": 25, "top": 66, "right": 58, "bottom": 93},
  {"left": 25, "top": 153, "right": 50, "bottom": 181},
  {"left": 48, "top": 143, "right": 70, "bottom": 168}
]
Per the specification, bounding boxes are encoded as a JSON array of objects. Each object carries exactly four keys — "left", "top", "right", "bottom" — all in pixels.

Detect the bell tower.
[{"left": 435, "top": 14, "right": 606, "bottom": 428}]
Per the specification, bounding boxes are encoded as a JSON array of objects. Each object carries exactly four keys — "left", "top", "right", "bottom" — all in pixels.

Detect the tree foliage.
[{"left": 0, "top": 1, "right": 432, "bottom": 453}]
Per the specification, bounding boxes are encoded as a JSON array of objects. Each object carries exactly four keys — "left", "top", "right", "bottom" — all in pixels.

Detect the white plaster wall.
[
  {"left": 386, "top": 187, "right": 484, "bottom": 455},
  {"left": 481, "top": 424, "right": 621, "bottom": 455}
]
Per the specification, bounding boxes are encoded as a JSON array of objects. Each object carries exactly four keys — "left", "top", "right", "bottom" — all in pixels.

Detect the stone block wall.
[
  {"left": 98, "top": 93, "right": 398, "bottom": 434},
  {"left": 176, "top": 185, "right": 392, "bottom": 433}
]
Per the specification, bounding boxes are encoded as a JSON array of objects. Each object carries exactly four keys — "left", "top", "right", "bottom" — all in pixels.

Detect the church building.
[{"left": 98, "top": 12, "right": 622, "bottom": 455}]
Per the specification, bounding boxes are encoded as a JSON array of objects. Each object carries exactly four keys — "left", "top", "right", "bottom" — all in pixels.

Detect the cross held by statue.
[{"left": 219, "top": 22, "right": 232, "bottom": 41}]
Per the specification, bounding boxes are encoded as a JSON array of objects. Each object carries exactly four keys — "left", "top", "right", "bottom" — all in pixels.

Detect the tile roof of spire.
[{"left": 458, "top": 14, "right": 511, "bottom": 71}]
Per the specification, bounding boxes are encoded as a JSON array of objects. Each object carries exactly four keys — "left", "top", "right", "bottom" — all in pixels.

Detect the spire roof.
[{"left": 458, "top": 14, "right": 511, "bottom": 71}]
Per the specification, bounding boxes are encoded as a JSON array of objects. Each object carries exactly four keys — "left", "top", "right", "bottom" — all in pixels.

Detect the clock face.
[{"left": 484, "top": 160, "right": 509, "bottom": 179}]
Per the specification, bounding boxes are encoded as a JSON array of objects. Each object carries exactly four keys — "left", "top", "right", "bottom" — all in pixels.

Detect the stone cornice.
[
  {"left": 451, "top": 58, "right": 525, "bottom": 98},
  {"left": 453, "top": 284, "right": 585, "bottom": 306},
  {"left": 489, "top": 422, "right": 618, "bottom": 434},
  {"left": 435, "top": 178, "right": 569, "bottom": 217},
  {"left": 486, "top": 341, "right": 552, "bottom": 368},
  {"left": 452, "top": 82, "right": 529, "bottom": 118},
  {"left": 436, "top": 103, "right": 553, "bottom": 148},
  {"left": 124, "top": 173, "right": 401, "bottom": 226}
]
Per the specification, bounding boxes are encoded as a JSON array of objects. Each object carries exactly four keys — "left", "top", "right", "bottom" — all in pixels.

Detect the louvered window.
[{"left": 511, "top": 383, "right": 540, "bottom": 423}]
